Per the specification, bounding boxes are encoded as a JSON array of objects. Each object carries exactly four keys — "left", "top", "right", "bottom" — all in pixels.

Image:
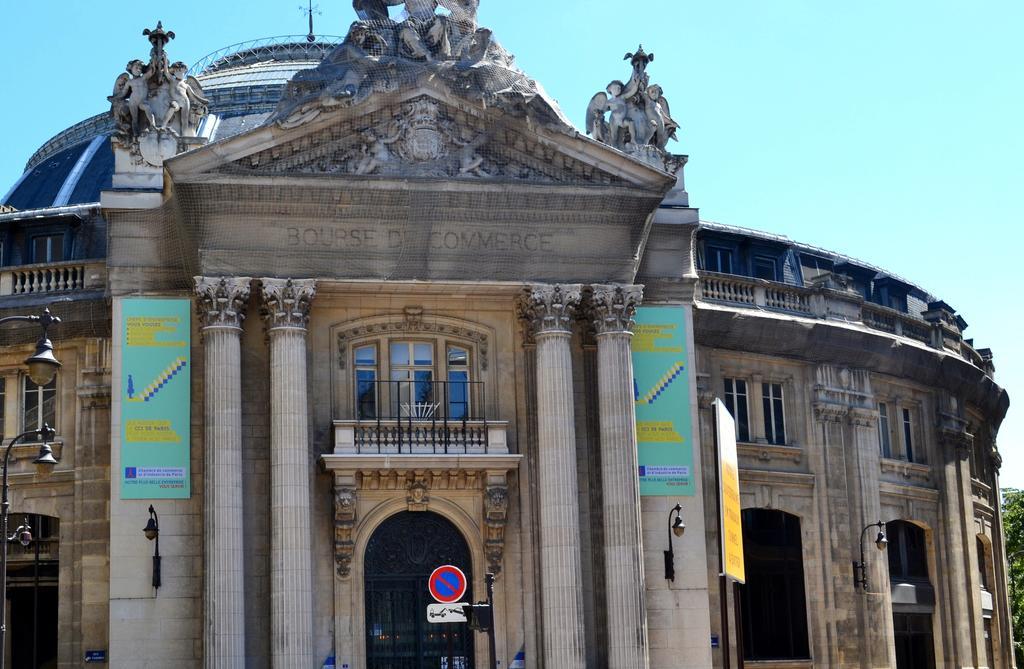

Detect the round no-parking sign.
[{"left": 428, "top": 565, "right": 468, "bottom": 604}]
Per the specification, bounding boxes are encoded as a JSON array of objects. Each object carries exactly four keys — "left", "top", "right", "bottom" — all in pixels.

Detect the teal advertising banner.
[
  {"left": 632, "top": 306, "right": 695, "bottom": 496},
  {"left": 120, "top": 299, "right": 191, "bottom": 499}
]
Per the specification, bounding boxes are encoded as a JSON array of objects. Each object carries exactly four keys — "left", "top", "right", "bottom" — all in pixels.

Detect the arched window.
[
  {"left": 739, "top": 509, "right": 810, "bottom": 661},
  {"left": 886, "top": 521, "right": 935, "bottom": 669}
]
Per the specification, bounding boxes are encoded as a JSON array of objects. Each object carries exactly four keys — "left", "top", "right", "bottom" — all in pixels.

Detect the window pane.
[
  {"left": 448, "top": 347, "right": 468, "bottom": 366},
  {"left": 753, "top": 257, "right": 777, "bottom": 281},
  {"left": 51, "top": 236, "right": 64, "bottom": 262},
  {"left": 414, "top": 370, "right": 433, "bottom": 406},
  {"left": 413, "top": 343, "right": 433, "bottom": 366},
  {"left": 357, "top": 369, "right": 377, "bottom": 419},
  {"left": 878, "top": 403, "right": 891, "bottom": 458},
  {"left": 24, "top": 382, "right": 39, "bottom": 431},
  {"left": 903, "top": 409, "right": 915, "bottom": 462},
  {"left": 355, "top": 345, "right": 377, "bottom": 366},
  {"left": 391, "top": 342, "right": 410, "bottom": 366}
]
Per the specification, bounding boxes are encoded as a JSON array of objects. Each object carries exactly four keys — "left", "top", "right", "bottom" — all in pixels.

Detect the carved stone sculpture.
[
  {"left": 274, "top": 0, "right": 567, "bottom": 132},
  {"left": 585, "top": 44, "right": 682, "bottom": 169},
  {"left": 517, "top": 284, "right": 583, "bottom": 337},
  {"left": 484, "top": 484, "right": 509, "bottom": 574},
  {"left": 334, "top": 486, "right": 357, "bottom": 577},
  {"left": 108, "top": 22, "right": 209, "bottom": 171}
]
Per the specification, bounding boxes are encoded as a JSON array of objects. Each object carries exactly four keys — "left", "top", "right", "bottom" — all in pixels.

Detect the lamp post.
[
  {"left": 853, "top": 521, "right": 889, "bottom": 591},
  {"left": 0, "top": 308, "right": 62, "bottom": 669},
  {"left": 143, "top": 506, "right": 161, "bottom": 589},
  {"left": 664, "top": 503, "right": 686, "bottom": 581}
]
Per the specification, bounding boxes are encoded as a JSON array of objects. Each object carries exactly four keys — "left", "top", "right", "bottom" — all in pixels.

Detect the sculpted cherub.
[
  {"left": 644, "top": 84, "right": 679, "bottom": 149},
  {"left": 109, "top": 59, "right": 156, "bottom": 138},
  {"left": 586, "top": 80, "right": 633, "bottom": 148},
  {"left": 161, "top": 61, "right": 209, "bottom": 137}
]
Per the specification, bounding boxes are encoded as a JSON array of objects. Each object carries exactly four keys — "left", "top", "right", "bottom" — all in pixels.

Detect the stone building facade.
[{"left": 0, "top": 3, "right": 1012, "bottom": 669}]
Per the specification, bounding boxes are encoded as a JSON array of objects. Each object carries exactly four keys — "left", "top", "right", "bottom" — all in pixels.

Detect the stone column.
[
  {"left": 194, "top": 276, "right": 252, "bottom": 669},
  {"left": 519, "top": 284, "right": 586, "bottom": 669},
  {"left": 589, "top": 285, "right": 650, "bottom": 669},
  {"left": 260, "top": 278, "right": 317, "bottom": 669}
]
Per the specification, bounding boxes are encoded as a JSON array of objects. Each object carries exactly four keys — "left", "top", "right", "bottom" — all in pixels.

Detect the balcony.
[
  {"left": 0, "top": 260, "right": 105, "bottom": 296},
  {"left": 331, "top": 380, "right": 510, "bottom": 457},
  {"left": 697, "top": 271, "right": 989, "bottom": 373}
]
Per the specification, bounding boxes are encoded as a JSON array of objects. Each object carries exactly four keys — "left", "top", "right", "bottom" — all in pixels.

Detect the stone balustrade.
[
  {"left": 0, "top": 260, "right": 105, "bottom": 296},
  {"left": 334, "top": 419, "right": 509, "bottom": 456},
  {"left": 697, "top": 271, "right": 990, "bottom": 374}
]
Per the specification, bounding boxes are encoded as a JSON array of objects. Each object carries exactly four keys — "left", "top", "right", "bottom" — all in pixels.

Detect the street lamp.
[
  {"left": 664, "top": 503, "right": 686, "bottom": 581},
  {"left": 853, "top": 521, "right": 889, "bottom": 591},
  {"left": 144, "top": 505, "right": 161, "bottom": 589},
  {"left": 0, "top": 308, "right": 61, "bottom": 669}
]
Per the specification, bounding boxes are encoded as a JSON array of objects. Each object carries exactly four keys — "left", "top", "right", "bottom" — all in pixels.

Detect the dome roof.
[{"left": 2, "top": 36, "right": 341, "bottom": 211}]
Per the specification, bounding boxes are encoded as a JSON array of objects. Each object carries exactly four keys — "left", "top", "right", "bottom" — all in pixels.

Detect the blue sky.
[{"left": 2, "top": 1, "right": 1023, "bottom": 484}]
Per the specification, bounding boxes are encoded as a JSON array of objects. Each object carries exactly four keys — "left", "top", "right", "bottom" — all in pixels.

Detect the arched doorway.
[{"left": 364, "top": 511, "right": 474, "bottom": 669}]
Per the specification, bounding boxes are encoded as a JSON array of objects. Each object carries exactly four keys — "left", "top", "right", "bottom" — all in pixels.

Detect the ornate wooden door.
[{"left": 365, "top": 511, "right": 475, "bottom": 669}]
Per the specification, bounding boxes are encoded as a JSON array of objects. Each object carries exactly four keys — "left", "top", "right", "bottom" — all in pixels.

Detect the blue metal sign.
[{"left": 85, "top": 650, "right": 108, "bottom": 662}]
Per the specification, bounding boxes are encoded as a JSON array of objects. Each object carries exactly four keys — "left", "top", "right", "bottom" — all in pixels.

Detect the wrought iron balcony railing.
[{"left": 336, "top": 380, "right": 508, "bottom": 456}]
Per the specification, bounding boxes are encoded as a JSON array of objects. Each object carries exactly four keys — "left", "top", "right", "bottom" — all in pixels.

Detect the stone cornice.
[
  {"left": 259, "top": 278, "right": 316, "bottom": 330},
  {"left": 517, "top": 284, "right": 582, "bottom": 337},
  {"left": 194, "top": 276, "right": 252, "bottom": 329},
  {"left": 587, "top": 284, "right": 643, "bottom": 336}
]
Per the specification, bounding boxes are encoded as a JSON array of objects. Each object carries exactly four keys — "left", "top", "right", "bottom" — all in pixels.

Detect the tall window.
[
  {"left": 390, "top": 341, "right": 435, "bottom": 417},
  {"left": 740, "top": 509, "right": 810, "bottom": 661},
  {"left": 0, "top": 378, "right": 6, "bottom": 432},
  {"left": 447, "top": 346, "right": 470, "bottom": 420},
  {"left": 723, "top": 378, "right": 750, "bottom": 442},
  {"left": 762, "top": 382, "right": 786, "bottom": 445},
  {"left": 977, "top": 537, "right": 991, "bottom": 591},
  {"left": 23, "top": 377, "right": 56, "bottom": 432},
  {"left": 902, "top": 408, "right": 917, "bottom": 463},
  {"left": 356, "top": 345, "right": 378, "bottom": 419},
  {"left": 878, "top": 402, "right": 892, "bottom": 458},
  {"left": 888, "top": 521, "right": 935, "bottom": 669},
  {"left": 706, "top": 246, "right": 734, "bottom": 274},
  {"left": 31, "top": 235, "right": 64, "bottom": 264}
]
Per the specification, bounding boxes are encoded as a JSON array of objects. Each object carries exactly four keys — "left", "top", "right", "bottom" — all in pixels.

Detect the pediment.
[{"left": 167, "top": 87, "right": 675, "bottom": 191}]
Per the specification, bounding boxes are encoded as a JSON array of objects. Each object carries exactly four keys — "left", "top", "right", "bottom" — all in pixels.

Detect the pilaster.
[
  {"left": 588, "top": 284, "right": 650, "bottom": 669},
  {"left": 260, "top": 278, "right": 317, "bottom": 669},
  {"left": 194, "top": 276, "right": 252, "bottom": 669},
  {"left": 517, "top": 283, "right": 586, "bottom": 669}
]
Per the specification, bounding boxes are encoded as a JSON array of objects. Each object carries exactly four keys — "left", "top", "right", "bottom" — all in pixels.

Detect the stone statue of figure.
[
  {"left": 109, "top": 59, "right": 157, "bottom": 138},
  {"left": 161, "top": 61, "right": 210, "bottom": 137},
  {"left": 622, "top": 45, "right": 654, "bottom": 101}
]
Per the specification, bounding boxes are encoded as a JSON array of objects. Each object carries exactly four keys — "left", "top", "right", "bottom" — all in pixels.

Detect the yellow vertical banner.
[{"left": 715, "top": 399, "right": 745, "bottom": 583}]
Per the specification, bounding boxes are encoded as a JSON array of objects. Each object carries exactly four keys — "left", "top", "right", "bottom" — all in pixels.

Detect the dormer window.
[
  {"left": 31, "top": 234, "right": 64, "bottom": 264},
  {"left": 706, "top": 246, "right": 734, "bottom": 274}
]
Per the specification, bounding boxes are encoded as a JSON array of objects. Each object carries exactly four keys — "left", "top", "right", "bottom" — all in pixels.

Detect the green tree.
[{"left": 1002, "top": 488, "right": 1024, "bottom": 666}]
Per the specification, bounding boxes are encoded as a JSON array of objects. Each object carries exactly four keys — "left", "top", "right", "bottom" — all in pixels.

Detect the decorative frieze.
[
  {"left": 194, "top": 276, "right": 252, "bottom": 329},
  {"left": 587, "top": 284, "right": 643, "bottom": 335},
  {"left": 259, "top": 278, "right": 316, "bottom": 329},
  {"left": 517, "top": 283, "right": 582, "bottom": 337}
]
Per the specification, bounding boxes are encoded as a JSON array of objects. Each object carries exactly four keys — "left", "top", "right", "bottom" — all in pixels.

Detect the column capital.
[
  {"left": 587, "top": 284, "right": 643, "bottom": 336},
  {"left": 259, "top": 278, "right": 316, "bottom": 330},
  {"left": 517, "top": 283, "right": 582, "bottom": 337},
  {"left": 194, "top": 276, "right": 252, "bottom": 329}
]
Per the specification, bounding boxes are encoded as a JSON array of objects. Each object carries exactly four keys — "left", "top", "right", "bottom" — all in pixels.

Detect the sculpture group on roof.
[
  {"left": 586, "top": 46, "right": 680, "bottom": 163},
  {"left": 272, "top": 0, "right": 566, "bottom": 130},
  {"left": 108, "top": 22, "right": 209, "bottom": 165}
]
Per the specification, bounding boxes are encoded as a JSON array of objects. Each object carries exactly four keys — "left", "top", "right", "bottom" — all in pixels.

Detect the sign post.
[{"left": 713, "top": 399, "right": 746, "bottom": 669}]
